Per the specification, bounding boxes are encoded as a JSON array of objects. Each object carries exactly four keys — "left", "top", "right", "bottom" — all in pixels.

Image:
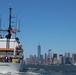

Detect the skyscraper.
[
  {"left": 48, "top": 49, "right": 53, "bottom": 61},
  {"left": 37, "top": 45, "right": 41, "bottom": 59}
]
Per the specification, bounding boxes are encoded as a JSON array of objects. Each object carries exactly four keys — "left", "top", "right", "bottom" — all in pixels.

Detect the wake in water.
[
  {"left": 0, "top": 71, "right": 43, "bottom": 75},
  {"left": 0, "top": 65, "right": 76, "bottom": 75}
]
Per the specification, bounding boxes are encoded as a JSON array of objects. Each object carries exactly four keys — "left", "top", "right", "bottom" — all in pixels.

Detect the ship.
[{"left": 0, "top": 7, "right": 24, "bottom": 73}]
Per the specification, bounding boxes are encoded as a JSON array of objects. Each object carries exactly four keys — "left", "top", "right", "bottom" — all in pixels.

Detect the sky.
[{"left": 0, "top": 0, "right": 76, "bottom": 58}]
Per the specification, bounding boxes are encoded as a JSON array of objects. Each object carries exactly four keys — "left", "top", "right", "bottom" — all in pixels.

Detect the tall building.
[
  {"left": 48, "top": 49, "right": 53, "bottom": 61},
  {"left": 72, "top": 53, "right": 76, "bottom": 64},
  {"left": 65, "top": 52, "right": 71, "bottom": 64},
  {"left": 53, "top": 54, "right": 57, "bottom": 59},
  {"left": 37, "top": 45, "right": 41, "bottom": 59},
  {"left": 53, "top": 54, "right": 57, "bottom": 64},
  {"left": 45, "top": 53, "right": 48, "bottom": 64},
  {"left": 59, "top": 54, "right": 63, "bottom": 64}
]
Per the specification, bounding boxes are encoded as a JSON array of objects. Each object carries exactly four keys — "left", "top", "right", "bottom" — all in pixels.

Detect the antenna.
[
  {"left": 17, "top": 19, "right": 20, "bottom": 32},
  {"left": 16, "top": 15, "right": 17, "bottom": 30},
  {"left": 0, "top": 16, "right": 1, "bottom": 31},
  {"left": 19, "top": 19, "right": 20, "bottom": 31},
  {"left": 14, "top": 16, "right": 17, "bottom": 38},
  {"left": 0, "top": 16, "right": 2, "bottom": 38},
  {"left": 9, "top": 7, "right": 12, "bottom": 28}
]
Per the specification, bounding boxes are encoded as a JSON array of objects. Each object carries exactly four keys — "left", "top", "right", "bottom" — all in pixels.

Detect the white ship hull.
[{"left": 0, "top": 63, "right": 22, "bottom": 73}]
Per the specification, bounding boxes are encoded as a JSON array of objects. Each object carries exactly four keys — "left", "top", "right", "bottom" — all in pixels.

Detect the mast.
[
  {"left": 9, "top": 7, "right": 12, "bottom": 30},
  {"left": 6, "top": 7, "right": 12, "bottom": 39},
  {"left": 0, "top": 7, "right": 20, "bottom": 39}
]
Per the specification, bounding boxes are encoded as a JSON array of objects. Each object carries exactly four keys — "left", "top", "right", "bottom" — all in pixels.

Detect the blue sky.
[{"left": 0, "top": 0, "right": 76, "bottom": 58}]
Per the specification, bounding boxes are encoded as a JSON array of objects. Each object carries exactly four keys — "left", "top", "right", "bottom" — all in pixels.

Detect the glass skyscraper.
[{"left": 37, "top": 45, "right": 41, "bottom": 59}]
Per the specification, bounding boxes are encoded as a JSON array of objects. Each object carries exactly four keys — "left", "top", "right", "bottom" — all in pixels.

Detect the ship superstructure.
[{"left": 0, "top": 7, "right": 24, "bottom": 73}]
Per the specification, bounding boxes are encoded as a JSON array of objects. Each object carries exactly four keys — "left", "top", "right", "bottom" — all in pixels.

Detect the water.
[{"left": 0, "top": 65, "right": 76, "bottom": 75}]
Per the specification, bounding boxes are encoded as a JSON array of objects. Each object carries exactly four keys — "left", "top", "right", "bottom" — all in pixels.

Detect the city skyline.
[
  {"left": 27, "top": 44, "right": 75, "bottom": 58},
  {"left": 25, "top": 44, "right": 76, "bottom": 65},
  {"left": 0, "top": 0, "right": 76, "bottom": 58}
]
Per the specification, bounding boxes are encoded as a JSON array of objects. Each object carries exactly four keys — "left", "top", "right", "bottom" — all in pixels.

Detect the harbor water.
[{"left": 0, "top": 65, "right": 76, "bottom": 75}]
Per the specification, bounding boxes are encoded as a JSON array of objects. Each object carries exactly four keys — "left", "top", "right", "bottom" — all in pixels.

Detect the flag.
[{"left": 11, "top": 29, "right": 17, "bottom": 34}]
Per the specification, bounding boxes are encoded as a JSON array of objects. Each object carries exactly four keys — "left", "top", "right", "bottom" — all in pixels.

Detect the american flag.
[{"left": 11, "top": 29, "right": 17, "bottom": 34}]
